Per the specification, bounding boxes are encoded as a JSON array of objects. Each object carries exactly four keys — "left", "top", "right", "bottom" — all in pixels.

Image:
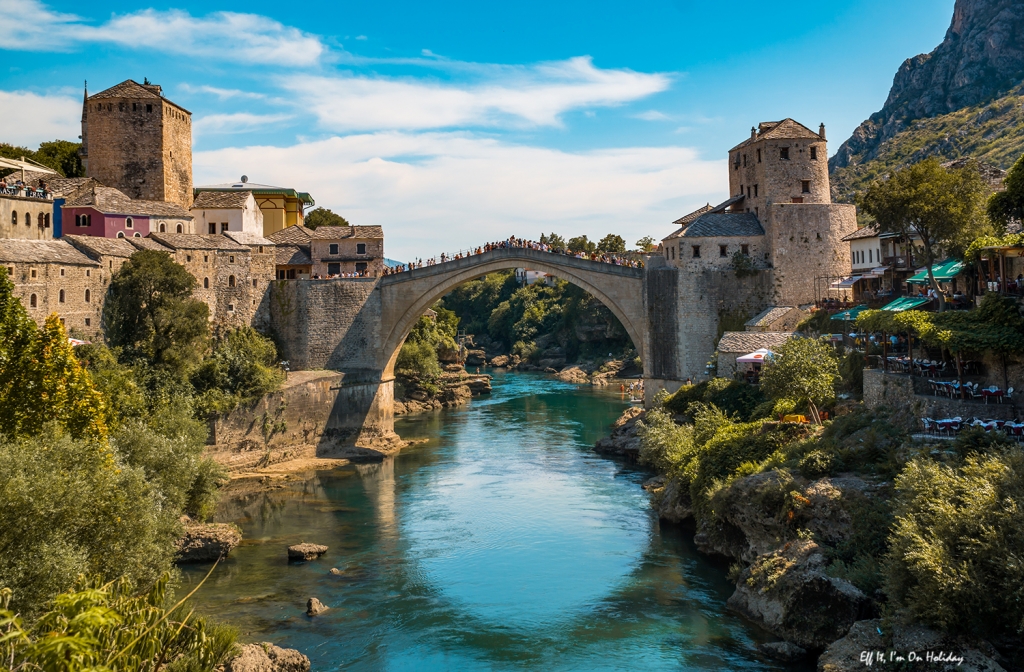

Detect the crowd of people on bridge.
[{"left": 381, "top": 236, "right": 645, "bottom": 276}]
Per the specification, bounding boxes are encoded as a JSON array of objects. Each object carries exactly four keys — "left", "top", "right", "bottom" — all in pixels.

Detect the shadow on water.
[{"left": 181, "top": 370, "right": 812, "bottom": 671}]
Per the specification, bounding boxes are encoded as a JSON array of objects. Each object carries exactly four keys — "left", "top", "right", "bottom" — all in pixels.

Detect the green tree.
[
  {"left": 860, "top": 158, "right": 989, "bottom": 310},
  {"left": 34, "top": 140, "right": 84, "bottom": 177},
  {"left": 635, "top": 236, "right": 656, "bottom": 253},
  {"left": 539, "top": 232, "right": 566, "bottom": 251},
  {"left": 104, "top": 250, "right": 209, "bottom": 372},
  {"left": 567, "top": 235, "right": 596, "bottom": 255},
  {"left": 597, "top": 234, "right": 626, "bottom": 254},
  {"left": 191, "top": 327, "right": 284, "bottom": 415},
  {"left": 987, "top": 152, "right": 1024, "bottom": 231},
  {"left": 0, "top": 274, "right": 41, "bottom": 438},
  {"left": 304, "top": 207, "right": 350, "bottom": 229},
  {"left": 395, "top": 306, "right": 460, "bottom": 379},
  {"left": 759, "top": 337, "right": 839, "bottom": 424}
]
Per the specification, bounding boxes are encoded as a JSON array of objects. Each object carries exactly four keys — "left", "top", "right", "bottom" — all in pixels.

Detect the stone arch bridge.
[{"left": 270, "top": 248, "right": 687, "bottom": 445}]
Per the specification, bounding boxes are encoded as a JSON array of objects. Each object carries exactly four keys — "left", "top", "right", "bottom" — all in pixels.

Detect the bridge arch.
[{"left": 377, "top": 248, "right": 646, "bottom": 380}]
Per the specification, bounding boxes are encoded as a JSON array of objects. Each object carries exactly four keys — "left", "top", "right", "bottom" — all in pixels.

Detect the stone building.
[
  {"left": 2, "top": 169, "right": 98, "bottom": 238},
  {"left": 81, "top": 80, "right": 193, "bottom": 209},
  {"left": 655, "top": 119, "right": 856, "bottom": 384},
  {"left": 1, "top": 190, "right": 54, "bottom": 240},
  {"left": 267, "top": 225, "right": 385, "bottom": 277},
  {"left": 62, "top": 185, "right": 194, "bottom": 239},
  {"left": 0, "top": 239, "right": 105, "bottom": 337},
  {"left": 190, "top": 191, "right": 264, "bottom": 235},
  {"left": 193, "top": 180, "right": 314, "bottom": 237},
  {"left": 716, "top": 331, "right": 796, "bottom": 378}
]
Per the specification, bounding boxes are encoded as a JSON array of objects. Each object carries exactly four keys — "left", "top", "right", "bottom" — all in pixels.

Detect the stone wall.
[
  {"left": 863, "top": 369, "right": 1019, "bottom": 424},
  {"left": 1, "top": 197, "right": 53, "bottom": 240},
  {"left": 161, "top": 102, "right": 193, "bottom": 209},
  {"left": 310, "top": 237, "right": 386, "bottom": 276},
  {"left": 6, "top": 259, "right": 106, "bottom": 338},
  {"left": 730, "top": 135, "right": 830, "bottom": 216},
  {"left": 768, "top": 203, "right": 856, "bottom": 306}
]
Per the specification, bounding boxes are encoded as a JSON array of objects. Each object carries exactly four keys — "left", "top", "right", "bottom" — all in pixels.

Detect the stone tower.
[{"left": 81, "top": 80, "right": 193, "bottom": 209}]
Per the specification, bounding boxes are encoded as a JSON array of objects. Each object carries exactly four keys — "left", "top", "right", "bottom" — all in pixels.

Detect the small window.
[
  {"left": 29, "top": 294, "right": 37, "bottom": 308},
  {"left": 133, "top": 232, "right": 141, "bottom": 238},
  {"left": 810, "top": 146, "right": 818, "bottom": 160},
  {"left": 208, "top": 223, "right": 216, "bottom": 234},
  {"left": 692, "top": 245, "right": 701, "bottom": 258},
  {"left": 741, "top": 244, "right": 749, "bottom": 255},
  {"left": 159, "top": 222, "right": 166, "bottom": 232},
  {"left": 671, "top": 246, "right": 676, "bottom": 260},
  {"left": 59, "top": 289, "right": 65, "bottom": 303},
  {"left": 24, "top": 213, "right": 30, "bottom": 227},
  {"left": 221, "top": 222, "right": 228, "bottom": 233},
  {"left": 85, "top": 318, "right": 91, "bottom": 327},
  {"left": 203, "top": 277, "right": 210, "bottom": 289},
  {"left": 753, "top": 184, "right": 758, "bottom": 197},
  {"left": 6, "top": 266, "right": 12, "bottom": 275},
  {"left": 86, "top": 270, "right": 90, "bottom": 277},
  {"left": 227, "top": 304, "right": 235, "bottom": 312},
  {"left": 60, "top": 268, "right": 65, "bottom": 277},
  {"left": 11, "top": 211, "right": 16, "bottom": 226},
  {"left": 204, "top": 255, "right": 209, "bottom": 263},
  {"left": 356, "top": 262, "right": 367, "bottom": 273},
  {"left": 146, "top": 104, "right": 152, "bottom": 113},
  {"left": 719, "top": 245, "right": 727, "bottom": 258},
  {"left": 176, "top": 223, "right": 183, "bottom": 233},
  {"left": 780, "top": 147, "right": 789, "bottom": 160},
  {"left": 37, "top": 213, "right": 44, "bottom": 228},
  {"left": 327, "top": 263, "right": 341, "bottom": 275},
  {"left": 125, "top": 216, "right": 133, "bottom": 229},
  {"left": 30, "top": 269, "right": 36, "bottom": 279},
  {"left": 802, "top": 180, "right": 811, "bottom": 193},
  {"left": 258, "top": 246, "right": 264, "bottom": 253},
  {"left": 357, "top": 243, "right": 366, "bottom": 255},
  {"left": 85, "top": 289, "right": 90, "bottom": 303},
  {"left": 869, "top": 249, "right": 873, "bottom": 263},
  {"left": 743, "top": 153, "right": 747, "bottom": 167},
  {"left": 228, "top": 275, "right": 236, "bottom": 287},
  {"left": 44, "top": 214, "right": 50, "bottom": 228},
  {"left": 757, "top": 149, "right": 761, "bottom": 163},
  {"left": 329, "top": 243, "right": 339, "bottom": 255},
  {"left": 117, "top": 232, "right": 125, "bottom": 238},
  {"left": 252, "top": 279, "right": 257, "bottom": 288},
  {"left": 132, "top": 102, "right": 137, "bottom": 111},
  {"left": 229, "top": 255, "right": 234, "bottom": 263},
  {"left": 186, "top": 255, "right": 191, "bottom": 262}
]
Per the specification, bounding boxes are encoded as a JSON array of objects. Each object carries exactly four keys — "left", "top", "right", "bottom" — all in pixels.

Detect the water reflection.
[{"left": 182, "top": 371, "right": 804, "bottom": 671}]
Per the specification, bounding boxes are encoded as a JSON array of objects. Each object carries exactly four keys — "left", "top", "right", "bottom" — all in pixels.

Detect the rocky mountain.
[{"left": 830, "top": 0, "right": 1024, "bottom": 200}]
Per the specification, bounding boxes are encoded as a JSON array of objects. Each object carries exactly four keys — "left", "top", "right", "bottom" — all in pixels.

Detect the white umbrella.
[{"left": 736, "top": 348, "right": 774, "bottom": 363}]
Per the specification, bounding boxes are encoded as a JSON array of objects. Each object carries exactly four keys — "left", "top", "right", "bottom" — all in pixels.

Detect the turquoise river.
[{"left": 183, "top": 371, "right": 809, "bottom": 671}]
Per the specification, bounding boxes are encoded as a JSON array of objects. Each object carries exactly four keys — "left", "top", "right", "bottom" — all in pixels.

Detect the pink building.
[{"left": 62, "top": 185, "right": 194, "bottom": 239}]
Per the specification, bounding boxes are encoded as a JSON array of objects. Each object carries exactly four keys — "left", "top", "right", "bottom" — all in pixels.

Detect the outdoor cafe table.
[{"left": 982, "top": 389, "right": 1004, "bottom": 404}]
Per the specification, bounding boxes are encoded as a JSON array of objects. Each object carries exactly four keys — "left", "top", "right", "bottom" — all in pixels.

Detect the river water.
[{"left": 184, "top": 371, "right": 802, "bottom": 670}]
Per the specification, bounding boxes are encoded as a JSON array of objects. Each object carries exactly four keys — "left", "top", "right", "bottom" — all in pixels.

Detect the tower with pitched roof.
[{"left": 81, "top": 80, "right": 193, "bottom": 209}]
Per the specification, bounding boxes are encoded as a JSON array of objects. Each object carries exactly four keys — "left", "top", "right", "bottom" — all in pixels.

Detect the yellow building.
[{"left": 193, "top": 178, "right": 314, "bottom": 237}]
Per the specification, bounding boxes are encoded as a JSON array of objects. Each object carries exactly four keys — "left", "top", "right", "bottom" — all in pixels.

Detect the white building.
[{"left": 190, "top": 190, "right": 264, "bottom": 236}]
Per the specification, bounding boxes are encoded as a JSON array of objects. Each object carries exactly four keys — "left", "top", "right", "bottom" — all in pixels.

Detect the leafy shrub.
[
  {"left": 952, "top": 426, "right": 1016, "bottom": 462},
  {"left": 0, "top": 574, "right": 237, "bottom": 671},
  {"left": 396, "top": 339, "right": 441, "bottom": 378},
  {"left": 884, "top": 450, "right": 1024, "bottom": 639},
  {"left": 192, "top": 327, "right": 284, "bottom": 415},
  {"left": 799, "top": 449, "right": 840, "bottom": 478},
  {"left": 760, "top": 337, "right": 840, "bottom": 423},
  {"left": 636, "top": 406, "right": 696, "bottom": 475},
  {"left": 663, "top": 378, "right": 766, "bottom": 421}
]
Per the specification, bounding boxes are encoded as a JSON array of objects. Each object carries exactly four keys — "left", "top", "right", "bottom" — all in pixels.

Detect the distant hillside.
[{"left": 830, "top": 0, "right": 1024, "bottom": 201}]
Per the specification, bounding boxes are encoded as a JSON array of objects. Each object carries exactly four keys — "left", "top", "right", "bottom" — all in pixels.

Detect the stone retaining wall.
[{"left": 863, "top": 369, "right": 1018, "bottom": 423}]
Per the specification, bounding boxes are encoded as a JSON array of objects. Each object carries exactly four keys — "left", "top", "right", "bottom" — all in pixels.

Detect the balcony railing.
[{"left": 1, "top": 186, "right": 53, "bottom": 201}]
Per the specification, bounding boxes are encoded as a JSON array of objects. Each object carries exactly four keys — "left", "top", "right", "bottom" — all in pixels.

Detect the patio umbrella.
[{"left": 736, "top": 349, "right": 774, "bottom": 363}]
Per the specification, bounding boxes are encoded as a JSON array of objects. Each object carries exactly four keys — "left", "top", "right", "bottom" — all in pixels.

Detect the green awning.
[
  {"left": 832, "top": 304, "right": 869, "bottom": 321},
  {"left": 880, "top": 296, "right": 930, "bottom": 312},
  {"left": 906, "top": 259, "right": 964, "bottom": 284}
]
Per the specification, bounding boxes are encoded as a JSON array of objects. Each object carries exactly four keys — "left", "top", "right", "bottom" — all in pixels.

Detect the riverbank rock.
[
  {"left": 465, "top": 349, "right": 488, "bottom": 366},
  {"left": 593, "top": 406, "right": 644, "bottom": 458},
  {"left": 329, "top": 567, "right": 343, "bottom": 575},
  {"left": 490, "top": 354, "right": 510, "bottom": 367},
  {"left": 758, "top": 641, "right": 809, "bottom": 662},
  {"left": 306, "top": 597, "right": 329, "bottom": 616},
  {"left": 174, "top": 519, "right": 241, "bottom": 563},
  {"left": 727, "top": 539, "right": 871, "bottom": 650},
  {"left": 653, "top": 476, "right": 692, "bottom": 523},
  {"left": 555, "top": 366, "right": 590, "bottom": 384},
  {"left": 288, "top": 543, "right": 328, "bottom": 561},
  {"left": 817, "top": 620, "right": 1005, "bottom": 672},
  {"left": 226, "top": 642, "right": 310, "bottom": 672}
]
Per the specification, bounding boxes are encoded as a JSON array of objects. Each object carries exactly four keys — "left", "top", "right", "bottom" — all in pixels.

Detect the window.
[
  {"left": 44, "top": 214, "right": 49, "bottom": 228},
  {"left": 85, "top": 289, "right": 90, "bottom": 303},
  {"left": 357, "top": 243, "right": 366, "bottom": 255},
  {"left": 86, "top": 270, "right": 90, "bottom": 277},
  {"left": 146, "top": 104, "right": 152, "bottom": 113},
  {"left": 60, "top": 268, "right": 65, "bottom": 277},
  {"left": 203, "top": 255, "right": 209, "bottom": 263},
  {"left": 801, "top": 180, "right": 811, "bottom": 194},
  {"left": 30, "top": 269, "right": 36, "bottom": 279},
  {"left": 87, "top": 214, "right": 92, "bottom": 227},
  {"left": 221, "top": 222, "right": 228, "bottom": 233},
  {"left": 757, "top": 149, "right": 761, "bottom": 163},
  {"left": 186, "top": 255, "right": 191, "bottom": 262},
  {"left": 117, "top": 232, "right": 125, "bottom": 238},
  {"left": 356, "top": 262, "right": 367, "bottom": 273},
  {"left": 671, "top": 246, "right": 676, "bottom": 260},
  {"left": 176, "top": 223, "right": 183, "bottom": 233},
  {"left": 780, "top": 147, "right": 790, "bottom": 160},
  {"left": 692, "top": 245, "right": 701, "bottom": 258},
  {"left": 159, "top": 222, "right": 166, "bottom": 232},
  {"left": 85, "top": 318, "right": 91, "bottom": 327},
  {"left": 741, "top": 244, "right": 749, "bottom": 255},
  {"left": 719, "top": 245, "right": 728, "bottom": 258},
  {"left": 24, "top": 213, "right": 30, "bottom": 226},
  {"left": 209, "top": 223, "right": 216, "bottom": 234},
  {"left": 227, "top": 304, "right": 234, "bottom": 313},
  {"left": 133, "top": 103, "right": 137, "bottom": 111},
  {"left": 329, "top": 243, "right": 339, "bottom": 255},
  {"left": 203, "top": 277, "right": 209, "bottom": 289},
  {"left": 133, "top": 232, "right": 141, "bottom": 238},
  {"left": 228, "top": 275, "right": 236, "bottom": 287},
  {"left": 252, "top": 279, "right": 258, "bottom": 288},
  {"left": 810, "top": 146, "right": 818, "bottom": 160},
  {"left": 287, "top": 269, "right": 296, "bottom": 279},
  {"left": 733, "top": 154, "right": 739, "bottom": 169},
  {"left": 743, "top": 154, "right": 747, "bottom": 167},
  {"left": 11, "top": 211, "right": 16, "bottom": 226},
  {"left": 746, "top": 186, "right": 750, "bottom": 198},
  {"left": 328, "top": 263, "right": 341, "bottom": 275},
  {"left": 754, "top": 184, "right": 758, "bottom": 197},
  {"left": 6, "top": 267, "right": 12, "bottom": 275},
  {"left": 229, "top": 255, "right": 234, "bottom": 263},
  {"left": 869, "top": 249, "right": 873, "bottom": 263},
  {"left": 38, "top": 213, "right": 44, "bottom": 228},
  {"left": 258, "top": 246, "right": 264, "bottom": 253},
  {"left": 59, "top": 289, "right": 65, "bottom": 303},
  {"left": 29, "top": 294, "right": 36, "bottom": 308},
  {"left": 125, "top": 217, "right": 133, "bottom": 229}
]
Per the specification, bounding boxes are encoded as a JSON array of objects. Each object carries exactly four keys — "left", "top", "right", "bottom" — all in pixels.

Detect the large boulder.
[
  {"left": 818, "top": 619, "right": 1005, "bottom": 672},
  {"left": 555, "top": 366, "right": 590, "bottom": 384},
  {"left": 225, "top": 642, "right": 310, "bottom": 672},
  {"left": 593, "top": 406, "right": 644, "bottom": 458},
  {"left": 306, "top": 597, "right": 329, "bottom": 617},
  {"left": 653, "top": 476, "right": 692, "bottom": 523},
  {"left": 287, "top": 543, "right": 327, "bottom": 561},
  {"left": 727, "top": 539, "right": 871, "bottom": 650},
  {"left": 490, "top": 355, "right": 510, "bottom": 367},
  {"left": 174, "top": 520, "right": 241, "bottom": 563}
]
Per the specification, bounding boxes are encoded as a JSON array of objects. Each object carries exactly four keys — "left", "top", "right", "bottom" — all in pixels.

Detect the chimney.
[
  {"left": 751, "top": 126, "right": 757, "bottom": 140},
  {"left": 819, "top": 123, "right": 826, "bottom": 140},
  {"left": 142, "top": 84, "right": 162, "bottom": 96}
]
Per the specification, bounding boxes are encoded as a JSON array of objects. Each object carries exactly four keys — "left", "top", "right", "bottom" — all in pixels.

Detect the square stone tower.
[{"left": 81, "top": 80, "right": 193, "bottom": 209}]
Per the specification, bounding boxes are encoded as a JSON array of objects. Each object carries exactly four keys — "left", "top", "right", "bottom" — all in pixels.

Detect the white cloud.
[
  {"left": 281, "top": 57, "right": 671, "bottom": 131},
  {"left": 179, "top": 84, "right": 266, "bottom": 101},
  {"left": 194, "top": 132, "right": 724, "bottom": 261},
  {"left": 193, "top": 112, "right": 294, "bottom": 136},
  {"left": 634, "top": 110, "right": 671, "bottom": 121},
  {"left": 0, "top": 0, "right": 324, "bottom": 66},
  {"left": 0, "top": 90, "right": 81, "bottom": 147},
  {"left": 355, "top": 35, "right": 368, "bottom": 40}
]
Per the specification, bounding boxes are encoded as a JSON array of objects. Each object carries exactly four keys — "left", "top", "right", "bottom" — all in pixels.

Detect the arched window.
[
  {"left": 125, "top": 216, "right": 133, "bottom": 229},
  {"left": 44, "top": 213, "right": 50, "bottom": 228},
  {"left": 203, "top": 277, "right": 210, "bottom": 289},
  {"left": 58, "top": 289, "right": 65, "bottom": 303},
  {"left": 133, "top": 232, "right": 141, "bottom": 238},
  {"left": 117, "top": 232, "right": 125, "bottom": 238},
  {"left": 84, "top": 289, "right": 91, "bottom": 303},
  {"left": 38, "top": 213, "right": 44, "bottom": 228},
  {"left": 228, "top": 275, "right": 236, "bottom": 288},
  {"left": 159, "top": 222, "right": 166, "bottom": 232},
  {"left": 29, "top": 294, "right": 37, "bottom": 308},
  {"left": 176, "top": 223, "right": 182, "bottom": 233},
  {"left": 24, "top": 213, "right": 30, "bottom": 226},
  {"left": 11, "top": 211, "right": 16, "bottom": 226}
]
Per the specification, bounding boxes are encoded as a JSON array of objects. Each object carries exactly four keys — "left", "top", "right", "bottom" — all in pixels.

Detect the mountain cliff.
[{"left": 830, "top": 0, "right": 1024, "bottom": 200}]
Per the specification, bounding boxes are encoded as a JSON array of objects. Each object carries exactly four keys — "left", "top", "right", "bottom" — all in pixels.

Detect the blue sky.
[{"left": 0, "top": 0, "right": 953, "bottom": 260}]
